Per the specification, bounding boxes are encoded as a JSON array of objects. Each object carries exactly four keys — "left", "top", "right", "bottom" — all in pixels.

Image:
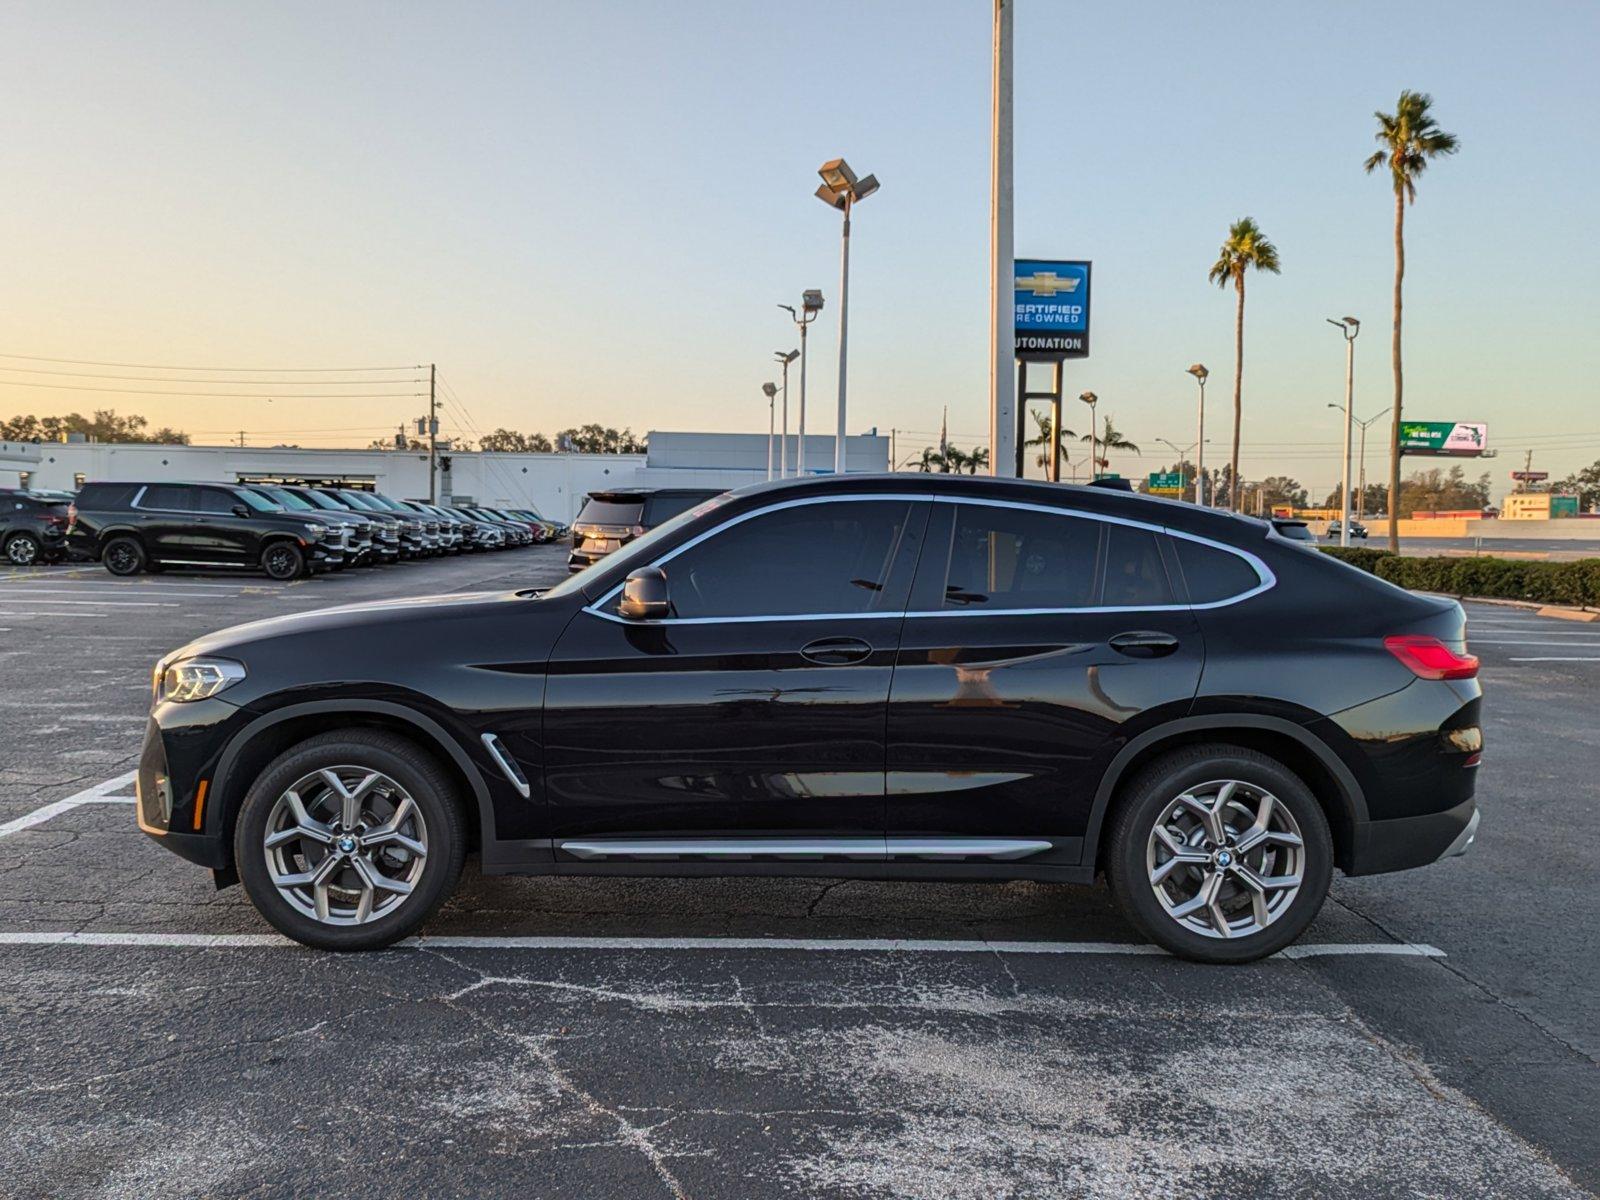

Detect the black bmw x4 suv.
[{"left": 135, "top": 474, "right": 1481, "bottom": 961}]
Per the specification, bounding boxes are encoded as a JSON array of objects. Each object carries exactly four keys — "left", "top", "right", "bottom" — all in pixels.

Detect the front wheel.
[
  {"left": 234, "top": 730, "right": 466, "bottom": 950},
  {"left": 1105, "top": 745, "right": 1332, "bottom": 964},
  {"left": 261, "top": 540, "right": 306, "bottom": 580}
]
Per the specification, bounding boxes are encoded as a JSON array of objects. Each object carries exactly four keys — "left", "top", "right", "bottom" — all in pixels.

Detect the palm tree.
[
  {"left": 911, "top": 446, "right": 944, "bottom": 473},
  {"left": 1024, "top": 410, "right": 1075, "bottom": 477},
  {"left": 1208, "top": 217, "right": 1281, "bottom": 510},
  {"left": 964, "top": 446, "right": 990, "bottom": 475},
  {"left": 943, "top": 447, "right": 970, "bottom": 474},
  {"left": 1080, "top": 416, "right": 1140, "bottom": 476},
  {"left": 1366, "top": 91, "right": 1459, "bottom": 551}
]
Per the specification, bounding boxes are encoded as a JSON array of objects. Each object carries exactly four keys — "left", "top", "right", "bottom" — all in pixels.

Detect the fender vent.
[{"left": 480, "top": 732, "right": 531, "bottom": 798}]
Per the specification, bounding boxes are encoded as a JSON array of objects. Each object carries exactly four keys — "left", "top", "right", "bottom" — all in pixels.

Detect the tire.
[
  {"left": 1105, "top": 744, "right": 1333, "bottom": 964},
  {"left": 261, "top": 540, "right": 306, "bottom": 581},
  {"left": 234, "top": 729, "right": 467, "bottom": 951},
  {"left": 102, "top": 535, "right": 147, "bottom": 576},
  {"left": 3, "top": 533, "right": 42, "bottom": 566}
]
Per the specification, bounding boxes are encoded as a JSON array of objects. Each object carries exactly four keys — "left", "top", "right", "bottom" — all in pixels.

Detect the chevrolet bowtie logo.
[{"left": 1014, "top": 271, "right": 1080, "bottom": 297}]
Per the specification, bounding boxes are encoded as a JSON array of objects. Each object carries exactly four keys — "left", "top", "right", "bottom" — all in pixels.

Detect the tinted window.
[
  {"left": 1174, "top": 537, "right": 1262, "bottom": 603},
  {"left": 940, "top": 504, "right": 1100, "bottom": 609},
  {"left": 76, "top": 483, "right": 142, "bottom": 509},
  {"left": 1101, "top": 525, "right": 1175, "bottom": 606},
  {"left": 579, "top": 498, "right": 644, "bottom": 525},
  {"left": 196, "top": 488, "right": 239, "bottom": 514},
  {"left": 660, "top": 500, "right": 918, "bottom": 619},
  {"left": 140, "top": 485, "right": 195, "bottom": 512},
  {"left": 644, "top": 493, "right": 714, "bottom": 524},
  {"left": 300, "top": 489, "right": 345, "bottom": 511}
]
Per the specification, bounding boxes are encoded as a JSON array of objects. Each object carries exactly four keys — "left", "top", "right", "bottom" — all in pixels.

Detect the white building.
[{"left": 5, "top": 431, "right": 889, "bottom": 522}]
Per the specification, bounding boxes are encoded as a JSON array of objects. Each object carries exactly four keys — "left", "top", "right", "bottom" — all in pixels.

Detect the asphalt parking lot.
[{"left": 1, "top": 554, "right": 1596, "bottom": 1199}]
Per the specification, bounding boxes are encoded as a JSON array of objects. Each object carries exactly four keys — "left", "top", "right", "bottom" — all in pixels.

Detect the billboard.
[
  {"left": 1399, "top": 421, "right": 1488, "bottom": 456},
  {"left": 1014, "top": 260, "right": 1090, "bottom": 358}
]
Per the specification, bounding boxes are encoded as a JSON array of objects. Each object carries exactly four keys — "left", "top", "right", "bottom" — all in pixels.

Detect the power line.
[
  {"left": 0, "top": 365, "right": 425, "bottom": 385},
  {"left": 0, "top": 380, "right": 425, "bottom": 398},
  {"left": 0, "top": 351, "right": 424, "bottom": 372}
]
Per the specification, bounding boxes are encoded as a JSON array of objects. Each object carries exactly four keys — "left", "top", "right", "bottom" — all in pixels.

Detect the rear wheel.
[
  {"left": 261, "top": 540, "right": 305, "bottom": 580},
  {"left": 234, "top": 730, "right": 466, "bottom": 950},
  {"left": 3, "top": 533, "right": 42, "bottom": 566},
  {"left": 1105, "top": 745, "right": 1332, "bottom": 964},
  {"left": 102, "top": 535, "right": 147, "bottom": 576}
]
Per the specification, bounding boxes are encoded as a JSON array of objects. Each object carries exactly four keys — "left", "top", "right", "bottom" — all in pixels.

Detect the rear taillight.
[
  {"left": 631, "top": 524, "right": 646, "bottom": 537},
  {"left": 1384, "top": 635, "right": 1479, "bottom": 681},
  {"left": 66, "top": 503, "right": 78, "bottom": 523}
]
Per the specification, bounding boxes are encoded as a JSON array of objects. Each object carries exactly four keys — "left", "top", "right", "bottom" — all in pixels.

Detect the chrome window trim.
[{"left": 581, "top": 491, "right": 1275, "bottom": 626}]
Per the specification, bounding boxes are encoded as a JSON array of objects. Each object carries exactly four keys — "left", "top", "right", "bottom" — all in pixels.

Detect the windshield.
[
  {"left": 262, "top": 487, "right": 315, "bottom": 511},
  {"left": 542, "top": 492, "right": 735, "bottom": 602},
  {"left": 577, "top": 498, "right": 644, "bottom": 526},
  {"left": 339, "top": 491, "right": 382, "bottom": 511},
  {"left": 301, "top": 490, "right": 346, "bottom": 511},
  {"left": 236, "top": 488, "right": 281, "bottom": 513}
]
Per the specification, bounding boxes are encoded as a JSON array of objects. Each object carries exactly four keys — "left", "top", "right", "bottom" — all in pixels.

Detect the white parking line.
[
  {"left": 1507, "top": 657, "right": 1600, "bottom": 663},
  {"left": 0, "top": 599, "right": 178, "bottom": 607},
  {"left": 0, "top": 770, "right": 138, "bottom": 839},
  {"left": 0, "top": 588, "right": 234, "bottom": 599},
  {"left": 0, "top": 931, "right": 1446, "bottom": 958}
]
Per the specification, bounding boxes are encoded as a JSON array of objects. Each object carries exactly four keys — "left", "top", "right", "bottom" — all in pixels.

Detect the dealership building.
[{"left": 2, "top": 431, "right": 889, "bottom": 520}]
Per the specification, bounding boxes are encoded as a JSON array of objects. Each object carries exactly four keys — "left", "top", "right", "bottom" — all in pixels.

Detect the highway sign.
[
  {"left": 1148, "top": 471, "right": 1185, "bottom": 490},
  {"left": 1014, "top": 260, "right": 1090, "bottom": 359},
  {"left": 1399, "top": 421, "right": 1488, "bottom": 456}
]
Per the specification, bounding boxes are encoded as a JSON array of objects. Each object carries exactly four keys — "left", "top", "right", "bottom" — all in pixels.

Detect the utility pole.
[
  {"left": 238, "top": 430, "right": 245, "bottom": 448},
  {"left": 1520, "top": 449, "right": 1534, "bottom": 492},
  {"left": 427, "top": 363, "right": 438, "bottom": 503},
  {"left": 988, "top": 0, "right": 1016, "bottom": 478}
]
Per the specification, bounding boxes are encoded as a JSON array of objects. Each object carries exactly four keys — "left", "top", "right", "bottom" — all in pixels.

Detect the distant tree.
[
  {"left": 963, "top": 446, "right": 989, "bottom": 475},
  {"left": 1553, "top": 459, "right": 1600, "bottom": 511},
  {"left": 1208, "top": 217, "right": 1281, "bottom": 510},
  {"left": 1024, "top": 409, "right": 1074, "bottom": 476},
  {"left": 1397, "top": 465, "right": 1490, "bottom": 517},
  {"left": 1366, "top": 91, "right": 1460, "bottom": 549},
  {"left": 910, "top": 446, "right": 947, "bottom": 473},
  {"left": 478, "top": 428, "right": 554, "bottom": 453},
  {"left": 1080, "top": 416, "right": 1140, "bottom": 475},
  {"left": 1, "top": 409, "right": 188, "bottom": 444},
  {"left": 554, "top": 425, "right": 646, "bottom": 454},
  {"left": 1257, "top": 475, "right": 1309, "bottom": 510},
  {"left": 367, "top": 434, "right": 427, "bottom": 451}
]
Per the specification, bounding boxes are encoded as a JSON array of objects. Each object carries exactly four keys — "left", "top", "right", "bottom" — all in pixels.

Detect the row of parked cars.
[{"left": 1, "top": 480, "right": 570, "bottom": 578}]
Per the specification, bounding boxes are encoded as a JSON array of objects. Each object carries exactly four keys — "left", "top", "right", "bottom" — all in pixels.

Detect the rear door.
[
  {"left": 886, "top": 500, "right": 1204, "bottom": 866},
  {"left": 133, "top": 484, "right": 202, "bottom": 561}
]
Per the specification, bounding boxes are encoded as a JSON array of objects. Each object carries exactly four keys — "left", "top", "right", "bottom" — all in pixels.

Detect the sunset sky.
[{"left": 3, "top": 0, "right": 1597, "bottom": 496}]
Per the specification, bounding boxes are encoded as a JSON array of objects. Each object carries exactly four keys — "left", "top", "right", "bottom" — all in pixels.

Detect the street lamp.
[
  {"left": 1325, "top": 317, "right": 1360, "bottom": 546},
  {"left": 1186, "top": 364, "right": 1209, "bottom": 505},
  {"left": 772, "top": 349, "right": 798, "bottom": 479},
  {"left": 779, "top": 291, "right": 823, "bottom": 476},
  {"left": 1157, "top": 437, "right": 1210, "bottom": 499},
  {"left": 1331, "top": 404, "right": 1391, "bottom": 521},
  {"left": 1078, "top": 391, "right": 1098, "bottom": 479},
  {"left": 816, "top": 158, "right": 879, "bottom": 474},
  {"left": 761, "top": 382, "right": 778, "bottom": 481}
]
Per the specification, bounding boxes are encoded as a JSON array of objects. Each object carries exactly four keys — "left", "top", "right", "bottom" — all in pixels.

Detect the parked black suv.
[
  {"left": 67, "top": 481, "right": 346, "bottom": 579},
  {"left": 242, "top": 484, "right": 377, "bottom": 567},
  {"left": 290, "top": 487, "right": 401, "bottom": 563},
  {"left": 1, "top": 488, "right": 71, "bottom": 565},
  {"left": 568, "top": 487, "right": 722, "bottom": 571},
  {"left": 135, "top": 474, "right": 1482, "bottom": 960}
]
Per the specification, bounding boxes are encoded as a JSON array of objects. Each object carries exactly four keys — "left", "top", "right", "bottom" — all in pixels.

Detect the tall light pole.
[
  {"left": 1326, "top": 317, "right": 1360, "bottom": 545},
  {"left": 1334, "top": 405, "right": 1390, "bottom": 520},
  {"left": 1186, "top": 364, "right": 1209, "bottom": 506},
  {"left": 816, "top": 159, "right": 879, "bottom": 475},
  {"left": 772, "top": 350, "right": 798, "bottom": 479},
  {"left": 1078, "top": 391, "right": 1098, "bottom": 479},
  {"left": 779, "top": 291, "right": 823, "bottom": 476},
  {"left": 989, "top": 0, "right": 1016, "bottom": 479},
  {"left": 761, "top": 382, "right": 778, "bottom": 480}
]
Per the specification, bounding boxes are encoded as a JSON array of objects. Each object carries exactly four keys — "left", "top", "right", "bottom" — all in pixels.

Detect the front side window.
[
  {"left": 651, "top": 500, "right": 920, "bottom": 620},
  {"left": 196, "top": 488, "right": 239, "bottom": 514},
  {"left": 938, "top": 504, "right": 1101, "bottom": 609},
  {"left": 234, "top": 488, "right": 280, "bottom": 513}
]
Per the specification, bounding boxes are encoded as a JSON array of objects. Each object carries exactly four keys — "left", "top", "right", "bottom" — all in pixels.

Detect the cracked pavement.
[{"left": 0, "top": 556, "right": 1595, "bottom": 1198}]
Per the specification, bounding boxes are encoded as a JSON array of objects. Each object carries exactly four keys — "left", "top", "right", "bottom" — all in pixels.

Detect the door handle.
[
  {"left": 1108, "top": 631, "right": 1180, "bottom": 659},
  {"left": 800, "top": 636, "right": 873, "bottom": 666}
]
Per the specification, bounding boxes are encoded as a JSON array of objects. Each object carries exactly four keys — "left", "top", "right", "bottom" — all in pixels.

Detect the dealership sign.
[
  {"left": 1398, "top": 421, "right": 1488, "bottom": 456},
  {"left": 1015, "top": 260, "right": 1090, "bottom": 358}
]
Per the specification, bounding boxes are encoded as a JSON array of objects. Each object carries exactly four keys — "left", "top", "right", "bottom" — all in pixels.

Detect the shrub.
[{"left": 1321, "top": 546, "right": 1600, "bottom": 607}]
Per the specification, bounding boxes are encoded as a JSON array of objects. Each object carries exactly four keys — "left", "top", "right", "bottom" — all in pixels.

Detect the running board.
[{"left": 556, "top": 837, "right": 1052, "bottom": 862}]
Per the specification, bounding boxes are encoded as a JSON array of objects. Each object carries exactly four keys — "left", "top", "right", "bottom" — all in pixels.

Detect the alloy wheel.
[
  {"left": 1145, "top": 779, "right": 1305, "bottom": 939},
  {"left": 5, "top": 536, "right": 38, "bottom": 565},
  {"left": 263, "top": 766, "right": 429, "bottom": 925},
  {"left": 264, "top": 545, "right": 299, "bottom": 579},
  {"left": 105, "top": 542, "right": 140, "bottom": 573}
]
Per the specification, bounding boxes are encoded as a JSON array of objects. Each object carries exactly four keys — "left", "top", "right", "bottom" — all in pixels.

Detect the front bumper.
[{"left": 136, "top": 703, "right": 245, "bottom": 869}]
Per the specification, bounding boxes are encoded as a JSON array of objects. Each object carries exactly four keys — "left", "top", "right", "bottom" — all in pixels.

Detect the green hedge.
[{"left": 1319, "top": 546, "right": 1600, "bottom": 607}]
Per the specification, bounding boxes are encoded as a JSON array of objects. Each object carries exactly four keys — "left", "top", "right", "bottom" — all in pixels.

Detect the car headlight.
[
  {"left": 302, "top": 524, "right": 325, "bottom": 540},
  {"left": 156, "top": 656, "right": 247, "bottom": 703}
]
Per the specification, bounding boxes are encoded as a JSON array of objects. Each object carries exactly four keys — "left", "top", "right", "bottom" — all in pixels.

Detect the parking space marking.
[
  {"left": 0, "top": 587, "right": 236, "bottom": 599},
  {"left": 0, "top": 931, "right": 1446, "bottom": 957},
  {"left": 1508, "top": 657, "right": 1600, "bottom": 663},
  {"left": 0, "top": 598, "right": 179, "bottom": 607},
  {"left": 0, "top": 770, "right": 138, "bottom": 839}
]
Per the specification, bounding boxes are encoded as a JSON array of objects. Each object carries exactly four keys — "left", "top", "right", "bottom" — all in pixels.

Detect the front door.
[
  {"left": 543, "top": 497, "right": 930, "bottom": 863},
  {"left": 886, "top": 500, "right": 1205, "bottom": 866}
]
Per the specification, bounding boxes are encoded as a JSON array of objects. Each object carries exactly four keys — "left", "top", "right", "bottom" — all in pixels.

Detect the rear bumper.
[{"left": 1347, "top": 795, "right": 1479, "bottom": 876}]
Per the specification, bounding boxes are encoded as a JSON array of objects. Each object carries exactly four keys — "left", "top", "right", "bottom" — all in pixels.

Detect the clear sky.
[{"left": 3, "top": 0, "right": 1597, "bottom": 498}]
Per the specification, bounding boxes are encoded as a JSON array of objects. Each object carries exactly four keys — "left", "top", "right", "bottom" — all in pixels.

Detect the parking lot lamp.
[
  {"left": 761, "top": 382, "right": 778, "bottom": 480},
  {"left": 773, "top": 350, "right": 798, "bottom": 479},
  {"left": 1326, "top": 317, "right": 1360, "bottom": 545},
  {"left": 780, "top": 292, "right": 823, "bottom": 475},
  {"left": 1186, "top": 364, "right": 1209, "bottom": 505},
  {"left": 1078, "top": 391, "right": 1098, "bottom": 478},
  {"left": 817, "top": 160, "right": 879, "bottom": 474}
]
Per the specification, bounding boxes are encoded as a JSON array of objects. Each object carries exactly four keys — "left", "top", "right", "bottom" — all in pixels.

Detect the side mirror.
[
  {"left": 619, "top": 567, "right": 670, "bottom": 620},
  {"left": 232, "top": 504, "right": 251, "bottom": 518}
]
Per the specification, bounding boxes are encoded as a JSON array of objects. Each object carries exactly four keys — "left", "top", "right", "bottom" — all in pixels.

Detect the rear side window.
[
  {"left": 643, "top": 494, "right": 711, "bottom": 524},
  {"left": 940, "top": 504, "right": 1101, "bottom": 609},
  {"left": 1101, "top": 524, "right": 1175, "bottom": 606},
  {"left": 1173, "top": 537, "right": 1263, "bottom": 603},
  {"left": 140, "top": 485, "right": 195, "bottom": 511},
  {"left": 76, "top": 482, "right": 141, "bottom": 510}
]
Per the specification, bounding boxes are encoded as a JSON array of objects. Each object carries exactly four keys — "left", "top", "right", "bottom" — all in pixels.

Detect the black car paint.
[
  {"left": 137, "top": 474, "right": 1480, "bottom": 891},
  {"left": 1, "top": 489, "right": 71, "bottom": 563}
]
